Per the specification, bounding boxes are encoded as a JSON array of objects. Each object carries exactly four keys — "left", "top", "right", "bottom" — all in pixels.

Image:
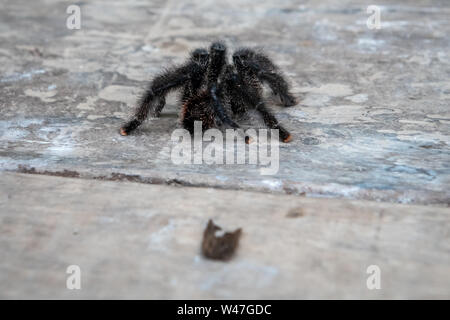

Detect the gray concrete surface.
[
  {"left": 1, "top": 0, "right": 450, "bottom": 300},
  {"left": 1, "top": 172, "right": 449, "bottom": 299},
  {"left": 0, "top": 0, "right": 449, "bottom": 205}
]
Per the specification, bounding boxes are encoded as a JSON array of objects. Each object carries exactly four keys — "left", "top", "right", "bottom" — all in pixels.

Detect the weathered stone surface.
[
  {"left": 0, "top": 0, "right": 449, "bottom": 205},
  {"left": 0, "top": 172, "right": 449, "bottom": 299}
]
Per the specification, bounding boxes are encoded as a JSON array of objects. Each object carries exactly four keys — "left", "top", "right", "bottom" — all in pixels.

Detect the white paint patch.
[
  {"left": 19, "top": 118, "right": 45, "bottom": 127},
  {"left": 98, "top": 85, "right": 138, "bottom": 106},
  {"left": 358, "top": 38, "right": 385, "bottom": 47},
  {"left": 0, "top": 69, "right": 45, "bottom": 83},
  {"left": 87, "top": 115, "right": 105, "bottom": 120},
  {"left": 44, "top": 122, "right": 90, "bottom": 157},
  {"left": 215, "top": 175, "right": 229, "bottom": 182},
  {"left": 0, "top": 118, "right": 45, "bottom": 143},
  {"left": 141, "top": 44, "right": 159, "bottom": 53},
  {"left": 396, "top": 132, "right": 450, "bottom": 144},
  {"left": 357, "top": 38, "right": 386, "bottom": 52},
  {"left": 24, "top": 88, "right": 57, "bottom": 103},
  {"left": 298, "top": 84, "right": 353, "bottom": 97},
  {"left": 301, "top": 94, "right": 331, "bottom": 107},
  {"left": 76, "top": 96, "right": 98, "bottom": 110},
  {"left": 1, "top": 118, "right": 88, "bottom": 164},
  {"left": 285, "top": 108, "right": 308, "bottom": 118},
  {"left": 262, "top": 179, "right": 282, "bottom": 190},
  {"left": 399, "top": 119, "right": 434, "bottom": 126},
  {"left": 345, "top": 94, "right": 368, "bottom": 103},
  {"left": 307, "top": 105, "right": 373, "bottom": 124},
  {"left": 427, "top": 114, "right": 450, "bottom": 120},
  {"left": 1, "top": 128, "right": 28, "bottom": 141}
]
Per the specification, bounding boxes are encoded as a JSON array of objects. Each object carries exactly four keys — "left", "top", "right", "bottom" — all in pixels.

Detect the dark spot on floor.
[
  {"left": 201, "top": 219, "right": 242, "bottom": 261},
  {"left": 286, "top": 208, "right": 305, "bottom": 218}
]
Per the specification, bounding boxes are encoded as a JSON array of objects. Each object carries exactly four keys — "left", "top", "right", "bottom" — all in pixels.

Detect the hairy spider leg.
[
  {"left": 180, "top": 48, "right": 209, "bottom": 104},
  {"left": 225, "top": 67, "right": 292, "bottom": 143},
  {"left": 120, "top": 49, "right": 209, "bottom": 135},
  {"left": 223, "top": 65, "right": 247, "bottom": 117},
  {"left": 233, "top": 49, "right": 297, "bottom": 107},
  {"left": 206, "top": 42, "right": 241, "bottom": 130}
]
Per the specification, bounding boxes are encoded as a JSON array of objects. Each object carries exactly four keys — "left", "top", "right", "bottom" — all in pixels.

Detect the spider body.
[
  {"left": 181, "top": 91, "right": 215, "bottom": 134},
  {"left": 120, "top": 42, "right": 296, "bottom": 142}
]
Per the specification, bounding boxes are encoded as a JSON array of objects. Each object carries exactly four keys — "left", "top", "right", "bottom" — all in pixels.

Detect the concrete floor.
[
  {"left": 1, "top": 0, "right": 449, "bottom": 205},
  {"left": 1, "top": 172, "right": 449, "bottom": 299},
  {"left": 0, "top": 0, "right": 449, "bottom": 298}
]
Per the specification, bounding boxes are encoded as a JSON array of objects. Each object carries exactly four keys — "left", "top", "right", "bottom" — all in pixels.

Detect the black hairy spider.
[{"left": 119, "top": 42, "right": 297, "bottom": 142}]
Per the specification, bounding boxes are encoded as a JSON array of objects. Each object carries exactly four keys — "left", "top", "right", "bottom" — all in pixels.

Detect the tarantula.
[{"left": 119, "top": 42, "right": 296, "bottom": 142}]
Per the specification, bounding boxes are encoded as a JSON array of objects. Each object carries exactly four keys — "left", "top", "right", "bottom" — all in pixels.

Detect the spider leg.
[
  {"left": 257, "top": 68, "right": 296, "bottom": 107},
  {"left": 255, "top": 101, "right": 292, "bottom": 142},
  {"left": 207, "top": 42, "right": 240, "bottom": 130},
  {"left": 223, "top": 65, "right": 247, "bottom": 117},
  {"left": 233, "top": 49, "right": 297, "bottom": 107},
  {"left": 181, "top": 48, "right": 210, "bottom": 104},
  {"left": 120, "top": 48, "right": 209, "bottom": 136},
  {"left": 224, "top": 64, "right": 291, "bottom": 143},
  {"left": 153, "top": 96, "right": 165, "bottom": 118},
  {"left": 120, "top": 67, "right": 191, "bottom": 135},
  {"left": 210, "top": 85, "right": 241, "bottom": 129},
  {"left": 230, "top": 79, "right": 292, "bottom": 142}
]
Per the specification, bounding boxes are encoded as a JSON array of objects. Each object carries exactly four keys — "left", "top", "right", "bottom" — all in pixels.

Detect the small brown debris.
[
  {"left": 201, "top": 219, "right": 242, "bottom": 261},
  {"left": 286, "top": 207, "right": 305, "bottom": 218}
]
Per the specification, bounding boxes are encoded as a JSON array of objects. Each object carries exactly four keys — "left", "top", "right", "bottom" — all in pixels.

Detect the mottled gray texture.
[{"left": 1, "top": 0, "right": 449, "bottom": 205}]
